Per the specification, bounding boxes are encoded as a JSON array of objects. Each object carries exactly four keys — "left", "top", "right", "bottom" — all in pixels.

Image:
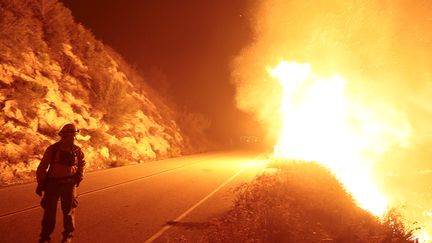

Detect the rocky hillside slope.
[{"left": 0, "top": 0, "right": 200, "bottom": 185}]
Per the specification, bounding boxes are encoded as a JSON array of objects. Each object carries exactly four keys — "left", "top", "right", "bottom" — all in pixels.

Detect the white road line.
[
  {"left": 0, "top": 158, "right": 212, "bottom": 219},
  {"left": 144, "top": 154, "right": 263, "bottom": 243}
]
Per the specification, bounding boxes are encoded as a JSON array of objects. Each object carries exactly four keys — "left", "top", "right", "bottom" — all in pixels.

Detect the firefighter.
[{"left": 36, "top": 123, "right": 86, "bottom": 243}]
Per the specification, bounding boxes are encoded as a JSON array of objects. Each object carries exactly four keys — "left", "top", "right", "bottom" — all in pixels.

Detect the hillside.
[{"left": 0, "top": 0, "right": 208, "bottom": 185}]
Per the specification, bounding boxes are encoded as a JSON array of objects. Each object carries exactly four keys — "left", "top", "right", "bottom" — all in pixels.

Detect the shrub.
[
  {"left": 88, "top": 69, "right": 138, "bottom": 124},
  {"left": 88, "top": 129, "right": 109, "bottom": 148},
  {"left": 0, "top": 2, "right": 46, "bottom": 47},
  {"left": 206, "top": 161, "right": 419, "bottom": 243},
  {"left": 11, "top": 78, "right": 48, "bottom": 118}
]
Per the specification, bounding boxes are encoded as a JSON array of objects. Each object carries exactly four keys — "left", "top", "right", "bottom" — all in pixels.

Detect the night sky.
[{"left": 61, "top": 0, "right": 259, "bottom": 141}]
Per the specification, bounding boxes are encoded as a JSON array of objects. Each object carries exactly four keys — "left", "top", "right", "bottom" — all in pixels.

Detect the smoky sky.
[
  {"left": 61, "top": 0, "right": 258, "bottom": 141},
  {"left": 231, "top": 0, "right": 432, "bottom": 234}
]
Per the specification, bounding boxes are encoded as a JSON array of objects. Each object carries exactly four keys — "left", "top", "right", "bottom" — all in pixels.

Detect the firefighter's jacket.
[{"left": 36, "top": 142, "right": 85, "bottom": 186}]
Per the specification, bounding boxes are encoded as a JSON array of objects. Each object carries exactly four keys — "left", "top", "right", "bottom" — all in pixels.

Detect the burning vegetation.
[
  {"left": 231, "top": 0, "right": 432, "bottom": 240},
  {"left": 0, "top": 0, "right": 210, "bottom": 185},
  {"left": 206, "top": 161, "right": 418, "bottom": 242}
]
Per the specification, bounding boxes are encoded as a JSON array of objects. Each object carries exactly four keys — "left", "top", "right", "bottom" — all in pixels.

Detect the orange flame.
[{"left": 269, "top": 60, "right": 414, "bottom": 216}]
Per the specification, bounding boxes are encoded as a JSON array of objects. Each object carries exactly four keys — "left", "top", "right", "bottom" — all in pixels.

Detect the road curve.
[{"left": 0, "top": 150, "right": 267, "bottom": 242}]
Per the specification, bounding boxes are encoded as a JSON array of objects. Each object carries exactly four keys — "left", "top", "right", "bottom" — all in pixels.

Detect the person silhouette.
[{"left": 36, "top": 124, "right": 85, "bottom": 243}]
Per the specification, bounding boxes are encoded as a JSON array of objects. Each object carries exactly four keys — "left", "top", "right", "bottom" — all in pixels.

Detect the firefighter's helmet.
[{"left": 58, "top": 123, "right": 79, "bottom": 137}]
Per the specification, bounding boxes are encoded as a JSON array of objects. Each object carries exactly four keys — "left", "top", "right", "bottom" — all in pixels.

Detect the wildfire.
[{"left": 269, "top": 60, "right": 412, "bottom": 216}]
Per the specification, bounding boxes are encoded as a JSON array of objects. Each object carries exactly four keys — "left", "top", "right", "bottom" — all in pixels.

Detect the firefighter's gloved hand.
[{"left": 35, "top": 185, "right": 43, "bottom": 197}]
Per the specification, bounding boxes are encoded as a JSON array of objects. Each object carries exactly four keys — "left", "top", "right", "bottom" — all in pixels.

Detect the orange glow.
[
  {"left": 231, "top": 0, "right": 432, "bottom": 240},
  {"left": 269, "top": 60, "right": 413, "bottom": 216}
]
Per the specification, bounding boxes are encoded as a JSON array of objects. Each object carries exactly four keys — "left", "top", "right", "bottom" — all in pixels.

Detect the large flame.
[
  {"left": 231, "top": 0, "right": 432, "bottom": 241},
  {"left": 269, "top": 60, "right": 413, "bottom": 216}
]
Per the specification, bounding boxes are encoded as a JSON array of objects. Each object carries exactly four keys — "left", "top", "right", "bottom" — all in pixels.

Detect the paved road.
[{"left": 0, "top": 150, "right": 267, "bottom": 242}]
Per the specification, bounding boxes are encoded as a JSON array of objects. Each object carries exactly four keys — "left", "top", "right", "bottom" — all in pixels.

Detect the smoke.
[{"left": 232, "top": 0, "right": 432, "bottom": 236}]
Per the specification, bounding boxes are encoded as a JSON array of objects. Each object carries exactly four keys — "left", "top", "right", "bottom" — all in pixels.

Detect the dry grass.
[{"left": 205, "top": 160, "right": 419, "bottom": 243}]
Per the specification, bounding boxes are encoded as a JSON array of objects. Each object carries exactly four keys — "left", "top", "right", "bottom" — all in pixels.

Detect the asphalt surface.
[{"left": 0, "top": 150, "right": 267, "bottom": 242}]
